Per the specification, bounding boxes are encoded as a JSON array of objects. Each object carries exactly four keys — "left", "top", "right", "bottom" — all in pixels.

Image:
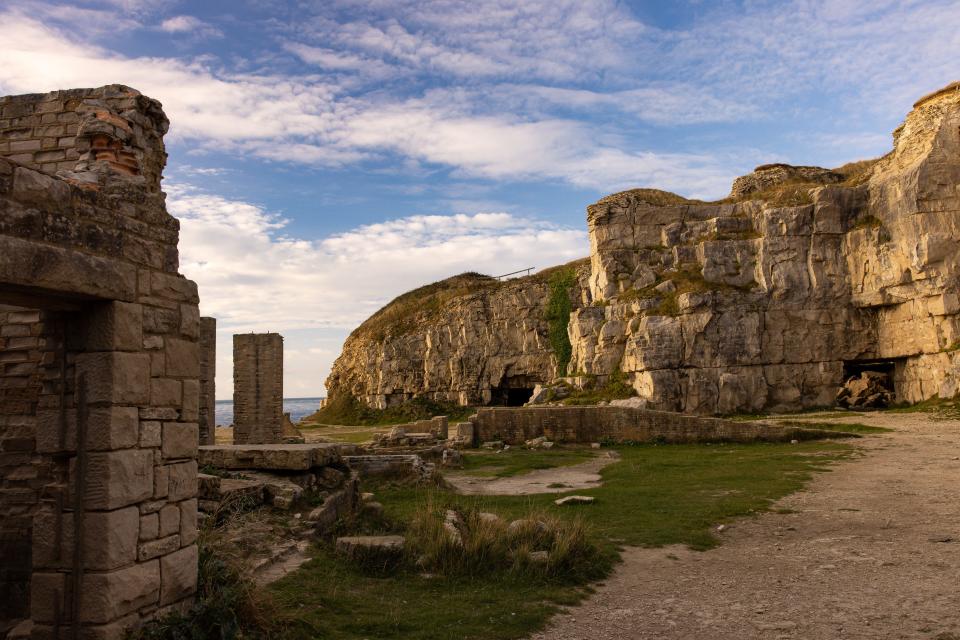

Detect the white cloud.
[
  {"left": 0, "top": 9, "right": 735, "bottom": 196},
  {"left": 159, "top": 15, "right": 223, "bottom": 38},
  {"left": 169, "top": 184, "right": 587, "bottom": 397}
]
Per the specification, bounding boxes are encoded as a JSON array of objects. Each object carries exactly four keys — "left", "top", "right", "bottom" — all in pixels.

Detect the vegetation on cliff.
[{"left": 544, "top": 267, "right": 577, "bottom": 376}]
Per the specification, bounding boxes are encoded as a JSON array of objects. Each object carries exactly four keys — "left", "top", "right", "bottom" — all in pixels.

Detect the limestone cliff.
[
  {"left": 329, "top": 82, "right": 960, "bottom": 414},
  {"left": 326, "top": 264, "right": 590, "bottom": 408}
]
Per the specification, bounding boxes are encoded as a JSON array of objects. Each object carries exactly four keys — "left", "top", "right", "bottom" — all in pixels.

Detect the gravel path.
[{"left": 531, "top": 412, "right": 960, "bottom": 640}]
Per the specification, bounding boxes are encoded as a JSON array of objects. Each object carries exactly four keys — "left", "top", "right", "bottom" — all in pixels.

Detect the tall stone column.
[
  {"left": 198, "top": 318, "right": 216, "bottom": 446},
  {"left": 232, "top": 333, "right": 283, "bottom": 444}
]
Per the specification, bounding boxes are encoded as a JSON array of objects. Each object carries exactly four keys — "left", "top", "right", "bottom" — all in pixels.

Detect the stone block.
[
  {"left": 154, "top": 463, "right": 169, "bottom": 498},
  {"left": 140, "top": 513, "right": 159, "bottom": 541},
  {"left": 179, "top": 498, "right": 198, "bottom": 546},
  {"left": 80, "top": 449, "right": 154, "bottom": 509},
  {"left": 32, "top": 505, "right": 139, "bottom": 571},
  {"left": 86, "top": 406, "right": 139, "bottom": 451},
  {"left": 75, "top": 352, "right": 150, "bottom": 405},
  {"left": 0, "top": 236, "right": 137, "bottom": 302},
  {"left": 167, "top": 460, "right": 197, "bottom": 501},
  {"left": 197, "top": 443, "right": 346, "bottom": 470},
  {"left": 151, "top": 378, "right": 182, "bottom": 407},
  {"left": 159, "top": 504, "right": 180, "bottom": 537},
  {"left": 81, "top": 301, "right": 143, "bottom": 352},
  {"left": 151, "top": 272, "right": 199, "bottom": 303},
  {"left": 179, "top": 304, "right": 199, "bottom": 338},
  {"left": 181, "top": 379, "right": 199, "bottom": 422},
  {"left": 165, "top": 338, "right": 200, "bottom": 378},
  {"left": 161, "top": 422, "right": 197, "bottom": 460},
  {"left": 160, "top": 544, "right": 198, "bottom": 605},
  {"left": 140, "top": 420, "right": 161, "bottom": 447},
  {"left": 81, "top": 559, "right": 161, "bottom": 623},
  {"left": 138, "top": 534, "right": 179, "bottom": 561}
]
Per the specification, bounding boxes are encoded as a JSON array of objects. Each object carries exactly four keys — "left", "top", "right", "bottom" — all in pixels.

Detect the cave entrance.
[
  {"left": 489, "top": 375, "right": 539, "bottom": 407},
  {"left": 839, "top": 358, "right": 903, "bottom": 408}
]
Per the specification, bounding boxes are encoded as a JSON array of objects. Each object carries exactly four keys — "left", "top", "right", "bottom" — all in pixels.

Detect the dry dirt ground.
[
  {"left": 531, "top": 411, "right": 960, "bottom": 640},
  {"left": 445, "top": 451, "right": 620, "bottom": 495}
]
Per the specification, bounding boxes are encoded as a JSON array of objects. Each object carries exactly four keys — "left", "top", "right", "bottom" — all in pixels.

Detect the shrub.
[{"left": 405, "top": 502, "right": 608, "bottom": 583}]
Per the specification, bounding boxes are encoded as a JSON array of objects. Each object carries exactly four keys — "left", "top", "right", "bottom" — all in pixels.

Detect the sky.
[{"left": 1, "top": 0, "right": 957, "bottom": 399}]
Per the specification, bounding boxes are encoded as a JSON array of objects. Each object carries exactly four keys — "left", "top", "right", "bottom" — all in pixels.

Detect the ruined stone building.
[
  {"left": 0, "top": 86, "right": 213, "bottom": 638},
  {"left": 327, "top": 82, "right": 960, "bottom": 414}
]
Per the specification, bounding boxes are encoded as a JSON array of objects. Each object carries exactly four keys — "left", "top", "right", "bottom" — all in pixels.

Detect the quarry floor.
[{"left": 530, "top": 411, "right": 960, "bottom": 640}]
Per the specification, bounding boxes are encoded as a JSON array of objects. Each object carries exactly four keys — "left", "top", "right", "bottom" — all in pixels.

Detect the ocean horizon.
[{"left": 214, "top": 397, "right": 324, "bottom": 427}]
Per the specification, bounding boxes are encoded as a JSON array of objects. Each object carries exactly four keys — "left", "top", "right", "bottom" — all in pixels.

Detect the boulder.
[{"left": 836, "top": 371, "right": 893, "bottom": 409}]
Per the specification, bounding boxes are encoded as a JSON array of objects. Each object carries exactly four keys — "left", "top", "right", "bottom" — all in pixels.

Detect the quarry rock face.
[
  {"left": 326, "top": 268, "right": 589, "bottom": 408},
  {"left": 329, "top": 82, "right": 960, "bottom": 414}
]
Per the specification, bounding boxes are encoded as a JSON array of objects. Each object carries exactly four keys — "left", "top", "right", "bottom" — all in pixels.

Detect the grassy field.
[
  {"left": 269, "top": 441, "right": 854, "bottom": 639},
  {"left": 774, "top": 420, "right": 893, "bottom": 434}
]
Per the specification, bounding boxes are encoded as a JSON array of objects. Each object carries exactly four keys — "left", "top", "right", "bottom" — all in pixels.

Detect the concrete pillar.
[
  {"left": 232, "top": 333, "right": 283, "bottom": 444},
  {"left": 198, "top": 318, "right": 216, "bottom": 446}
]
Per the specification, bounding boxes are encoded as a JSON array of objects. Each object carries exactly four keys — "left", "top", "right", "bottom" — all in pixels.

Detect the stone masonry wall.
[
  {"left": 0, "top": 305, "right": 55, "bottom": 627},
  {"left": 471, "top": 406, "right": 834, "bottom": 446},
  {"left": 233, "top": 333, "right": 283, "bottom": 444},
  {"left": 0, "top": 85, "right": 201, "bottom": 638},
  {"left": 198, "top": 317, "right": 216, "bottom": 446}
]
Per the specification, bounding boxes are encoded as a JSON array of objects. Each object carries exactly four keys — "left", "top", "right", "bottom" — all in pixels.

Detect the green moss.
[
  {"left": 545, "top": 267, "right": 577, "bottom": 376},
  {"left": 460, "top": 448, "right": 597, "bottom": 478},
  {"left": 560, "top": 370, "right": 635, "bottom": 405}
]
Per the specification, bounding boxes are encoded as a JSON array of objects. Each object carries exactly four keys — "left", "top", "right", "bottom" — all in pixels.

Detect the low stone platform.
[
  {"left": 470, "top": 406, "right": 858, "bottom": 446},
  {"left": 198, "top": 443, "right": 360, "bottom": 471}
]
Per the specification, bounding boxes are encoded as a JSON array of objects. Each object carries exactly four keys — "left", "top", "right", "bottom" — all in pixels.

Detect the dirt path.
[
  {"left": 445, "top": 451, "right": 620, "bottom": 495},
  {"left": 531, "top": 412, "right": 960, "bottom": 640}
]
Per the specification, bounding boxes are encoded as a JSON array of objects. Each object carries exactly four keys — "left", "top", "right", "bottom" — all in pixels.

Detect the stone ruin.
[{"left": 0, "top": 86, "right": 210, "bottom": 638}]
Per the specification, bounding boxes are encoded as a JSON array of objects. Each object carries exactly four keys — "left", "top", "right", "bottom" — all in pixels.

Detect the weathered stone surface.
[
  {"left": 837, "top": 371, "right": 893, "bottom": 409},
  {"left": 166, "top": 460, "right": 198, "bottom": 502},
  {"left": 32, "top": 505, "right": 139, "bottom": 571},
  {"left": 76, "top": 352, "right": 151, "bottom": 405},
  {"left": 197, "top": 443, "right": 349, "bottom": 470},
  {"left": 159, "top": 544, "right": 198, "bottom": 605},
  {"left": 233, "top": 333, "right": 284, "bottom": 443},
  {"left": 335, "top": 535, "right": 404, "bottom": 560},
  {"left": 80, "top": 449, "right": 154, "bottom": 509},
  {"left": 81, "top": 560, "right": 161, "bottom": 623},
  {"left": 161, "top": 422, "right": 197, "bottom": 459}
]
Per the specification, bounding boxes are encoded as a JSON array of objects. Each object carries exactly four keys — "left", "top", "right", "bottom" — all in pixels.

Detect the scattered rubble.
[{"left": 836, "top": 372, "right": 894, "bottom": 409}]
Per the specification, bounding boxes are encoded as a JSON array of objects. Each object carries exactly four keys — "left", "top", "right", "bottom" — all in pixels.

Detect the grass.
[
  {"left": 269, "top": 440, "right": 853, "bottom": 640},
  {"left": 885, "top": 396, "right": 960, "bottom": 419},
  {"left": 459, "top": 447, "right": 596, "bottom": 478},
  {"left": 775, "top": 420, "right": 893, "bottom": 434},
  {"left": 304, "top": 394, "right": 476, "bottom": 427},
  {"left": 298, "top": 423, "right": 386, "bottom": 443}
]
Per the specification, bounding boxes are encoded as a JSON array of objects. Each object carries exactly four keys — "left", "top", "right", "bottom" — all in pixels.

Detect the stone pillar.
[
  {"left": 198, "top": 318, "right": 216, "bottom": 446},
  {"left": 232, "top": 333, "right": 283, "bottom": 444}
]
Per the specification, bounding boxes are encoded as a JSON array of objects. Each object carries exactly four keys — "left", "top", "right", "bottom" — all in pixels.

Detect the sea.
[{"left": 214, "top": 397, "right": 324, "bottom": 427}]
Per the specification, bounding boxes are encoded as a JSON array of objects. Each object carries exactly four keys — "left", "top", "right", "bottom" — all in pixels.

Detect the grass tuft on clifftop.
[{"left": 304, "top": 394, "right": 474, "bottom": 427}]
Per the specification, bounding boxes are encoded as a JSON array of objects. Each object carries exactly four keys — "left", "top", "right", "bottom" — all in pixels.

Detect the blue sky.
[{"left": 1, "top": 0, "right": 957, "bottom": 398}]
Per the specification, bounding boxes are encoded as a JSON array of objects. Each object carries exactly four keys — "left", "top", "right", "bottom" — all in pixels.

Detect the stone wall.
[
  {"left": 0, "top": 85, "right": 200, "bottom": 638},
  {"left": 470, "top": 406, "right": 839, "bottom": 446},
  {"left": 0, "top": 305, "right": 55, "bottom": 627},
  {"left": 233, "top": 333, "right": 283, "bottom": 444},
  {"left": 198, "top": 317, "right": 216, "bottom": 446}
]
